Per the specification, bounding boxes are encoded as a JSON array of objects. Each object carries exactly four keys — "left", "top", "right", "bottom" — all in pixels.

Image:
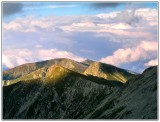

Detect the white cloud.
[
  {"left": 3, "top": 48, "right": 85, "bottom": 69},
  {"left": 37, "top": 49, "right": 85, "bottom": 62},
  {"left": 144, "top": 58, "right": 158, "bottom": 67},
  {"left": 100, "top": 41, "right": 158, "bottom": 66},
  {"left": 3, "top": 55, "right": 15, "bottom": 68},
  {"left": 2, "top": 7, "right": 158, "bottom": 72},
  {"left": 3, "top": 16, "right": 55, "bottom": 32},
  {"left": 59, "top": 8, "right": 157, "bottom": 43},
  {"left": 2, "top": 49, "right": 33, "bottom": 68},
  {"left": 97, "top": 8, "right": 158, "bottom": 26},
  {"left": 3, "top": 8, "right": 157, "bottom": 46},
  {"left": 135, "top": 8, "right": 158, "bottom": 26},
  {"left": 96, "top": 11, "right": 120, "bottom": 19},
  {"left": 3, "top": 8, "right": 158, "bottom": 33},
  {"left": 61, "top": 22, "right": 133, "bottom": 33}
]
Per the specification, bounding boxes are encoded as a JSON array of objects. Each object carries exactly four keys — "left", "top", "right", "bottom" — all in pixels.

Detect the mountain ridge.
[
  {"left": 3, "top": 64, "right": 123, "bottom": 87},
  {"left": 3, "top": 64, "right": 157, "bottom": 119},
  {"left": 3, "top": 58, "right": 88, "bottom": 80},
  {"left": 84, "top": 62, "right": 135, "bottom": 83}
]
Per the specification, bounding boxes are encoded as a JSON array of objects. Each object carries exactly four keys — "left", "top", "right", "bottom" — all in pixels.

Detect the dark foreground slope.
[
  {"left": 3, "top": 65, "right": 121, "bottom": 119},
  {"left": 84, "top": 66, "right": 157, "bottom": 119},
  {"left": 3, "top": 66, "right": 157, "bottom": 119}
]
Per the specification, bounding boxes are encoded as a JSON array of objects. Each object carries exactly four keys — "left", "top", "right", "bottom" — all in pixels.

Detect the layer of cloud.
[
  {"left": 3, "top": 8, "right": 158, "bottom": 47},
  {"left": 100, "top": 41, "right": 158, "bottom": 66},
  {"left": 97, "top": 8, "right": 158, "bottom": 26},
  {"left": 2, "top": 7, "right": 158, "bottom": 72},
  {"left": 3, "top": 16, "right": 54, "bottom": 32},
  {"left": 144, "top": 58, "right": 158, "bottom": 67},
  {"left": 3, "top": 49, "right": 85, "bottom": 69},
  {"left": 3, "top": 8, "right": 157, "bottom": 31},
  {"left": 3, "top": 49, "right": 32, "bottom": 68},
  {"left": 2, "top": 3, "right": 23, "bottom": 16},
  {"left": 37, "top": 49, "right": 85, "bottom": 62}
]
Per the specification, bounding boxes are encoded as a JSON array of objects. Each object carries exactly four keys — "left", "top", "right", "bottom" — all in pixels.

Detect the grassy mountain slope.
[
  {"left": 3, "top": 64, "right": 122, "bottom": 119},
  {"left": 3, "top": 58, "right": 136, "bottom": 85},
  {"left": 3, "top": 64, "right": 123, "bottom": 87},
  {"left": 3, "top": 58, "right": 88, "bottom": 80},
  {"left": 3, "top": 58, "right": 136, "bottom": 84},
  {"left": 84, "top": 62, "right": 136, "bottom": 83},
  {"left": 3, "top": 66, "right": 157, "bottom": 119}
]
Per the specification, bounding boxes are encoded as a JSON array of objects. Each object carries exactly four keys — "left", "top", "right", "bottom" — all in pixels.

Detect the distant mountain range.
[{"left": 3, "top": 58, "right": 157, "bottom": 119}]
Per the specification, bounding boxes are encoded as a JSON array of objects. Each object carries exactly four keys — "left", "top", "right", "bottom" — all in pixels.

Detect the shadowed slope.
[
  {"left": 3, "top": 66, "right": 157, "bottom": 119},
  {"left": 84, "top": 66, "right": 157, "bottom": 119},
  {"left": 3, "top": 65, "right": 122, "bottom": 119}
]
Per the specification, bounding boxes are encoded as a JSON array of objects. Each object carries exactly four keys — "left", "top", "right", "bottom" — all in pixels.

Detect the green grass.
[
  {"left": 83, "top": 62, "right": 135, "bottom": 83},
  {"left": 3, "top": 68, "right": 45, "bottom": 86},
  {"left": 3, "top": 64, "right": 124, "bottom": 88}
]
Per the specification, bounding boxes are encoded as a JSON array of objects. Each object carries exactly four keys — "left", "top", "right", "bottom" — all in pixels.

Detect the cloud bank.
[
  {"left": 100, "top": 41, "right": 158, "bottom": 66},
  {"left": 144, "top": 59, "right": 158, "bottom": 67},
  {"left": 3, "top": 49, "right": 85, "bottom": 69},
  {"left": 2, "top": 7, "right": 158, "bottom": 72}
]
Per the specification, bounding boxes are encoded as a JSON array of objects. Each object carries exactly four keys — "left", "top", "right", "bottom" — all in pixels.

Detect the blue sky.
[
  {"left": 2, "top": 2, "right": 158, "bottom": 73},
  {"left": 3, "top": 2, "right": 158, "bottom": 22}
]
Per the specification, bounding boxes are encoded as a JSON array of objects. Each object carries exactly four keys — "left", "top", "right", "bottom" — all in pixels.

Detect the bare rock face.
[{"left": 3, "top": 59, "right": 157, "bottom": 119}]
